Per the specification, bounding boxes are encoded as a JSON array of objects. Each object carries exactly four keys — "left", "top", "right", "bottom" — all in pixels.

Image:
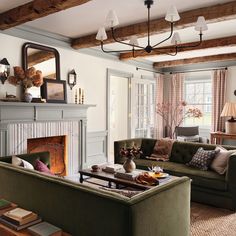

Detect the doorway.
[{"left": 107, "top": 70, "right": 132, "bottom": 161}]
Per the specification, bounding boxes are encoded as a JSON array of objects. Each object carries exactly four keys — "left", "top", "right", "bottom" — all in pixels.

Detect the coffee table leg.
[
  {"left": 80, "top": 174, "right": 84, "bottom": 183},
  {"left": 108, "top": 181, "right": 112, "bottom": 188},
  {"left": 116, "top": 183, "right": 120, "bottom": 189}
]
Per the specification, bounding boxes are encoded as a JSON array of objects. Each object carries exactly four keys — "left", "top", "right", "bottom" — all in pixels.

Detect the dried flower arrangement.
[
  {"left": 120, "top": 146, "right": 143, "bottom": 159},
  {"left": 8, "top": 66, "right": 43, "bottom": 89},
  {"left": 156, "top": 101, "right": 203, "bottom": 138}
]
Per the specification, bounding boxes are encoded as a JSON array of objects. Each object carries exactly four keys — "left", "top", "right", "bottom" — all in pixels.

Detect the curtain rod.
[
  {"left": 136, "top": 67, "right": 164, "bottom": 74},
  {"left": 168, "top": 67, "right": 228, "bottom": 74}
]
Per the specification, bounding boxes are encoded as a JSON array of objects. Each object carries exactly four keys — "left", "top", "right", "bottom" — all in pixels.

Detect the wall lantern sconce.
[
  {"left": 0, "top": 58, "right": 10, "bottom": 84},
  {"left": 68, "top": 69, "right": 77, "bottom": 90}
]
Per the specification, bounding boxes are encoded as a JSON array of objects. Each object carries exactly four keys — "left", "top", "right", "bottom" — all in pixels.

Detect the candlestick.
[
  {"left": 82, "top": 89, "right": 84, "bottom": 104},
  {"left": 75, "top": 89, "right": 78, "bottom": 104},
  {"left": 79, "top": 88, "right": 82, "bottom": 104}
]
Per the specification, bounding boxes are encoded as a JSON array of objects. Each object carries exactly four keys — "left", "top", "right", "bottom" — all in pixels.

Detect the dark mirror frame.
[{"left": 22, "top": 42, "right": 61, "bottom": 81}]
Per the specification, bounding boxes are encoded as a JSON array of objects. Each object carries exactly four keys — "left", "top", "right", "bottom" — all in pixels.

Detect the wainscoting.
[{"left": 87, "top": 131, "right": 108, "bottom": 166}]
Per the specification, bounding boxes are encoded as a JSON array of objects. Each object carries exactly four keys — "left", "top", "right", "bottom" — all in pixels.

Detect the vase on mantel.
[
  {"left": 123, "top": 157, "right": 136, "bottom": 173},
  {"left": 23, "top": 88, "right": 32, "bottom": 103}
]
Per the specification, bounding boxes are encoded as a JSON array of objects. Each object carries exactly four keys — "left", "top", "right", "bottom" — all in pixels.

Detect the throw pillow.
[
  {"left": 149, "top": 138, "right": 175, "bottom": 161},
  {"left": 34, "top": 159, "right": 54, "bottom": 175},
  {"left": 12, "top": 156, "right": 34, "bottom": 170},
  {"left": 186, "top": 148, "right": 219, "bottom": 171},
  {"left": 210, "top": 146, "right": 236, "bottom": 175}
]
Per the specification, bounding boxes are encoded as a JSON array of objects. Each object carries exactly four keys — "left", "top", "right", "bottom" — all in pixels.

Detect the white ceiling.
[{"left": 0, "top": 0, "right": 235, "bottom": 63}]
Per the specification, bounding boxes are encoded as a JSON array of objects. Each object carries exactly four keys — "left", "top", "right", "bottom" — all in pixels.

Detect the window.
[
  {"left": 132, "top": 78, "right": 156, "bottom": 138},
  {"left": 184, "top": 72, "right": 212, "bottom": 128}
]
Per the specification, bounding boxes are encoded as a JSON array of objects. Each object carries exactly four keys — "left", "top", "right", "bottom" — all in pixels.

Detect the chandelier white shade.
[
  {"left": 195, "top": 16, "right": 208, "bottom": 32},
  {"left": 171, "top": 32, "right": 181, "bottom": 45},
  {"left": 96, "top": 0, "right": 208, "bottom": 57},
  {"left": 96, "top": 27, "right": 107, "bottom": 41},
  {"left": 165, "top": 5, "right": 180, "bottom": 22},
  {"left": 105, "top": 10, "right": 119, "bottom": 27}
]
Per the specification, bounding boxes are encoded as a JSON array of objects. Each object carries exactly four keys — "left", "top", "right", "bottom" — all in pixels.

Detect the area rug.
[{"left": 191, "top": 202, "right": 236, "bottom": 236}]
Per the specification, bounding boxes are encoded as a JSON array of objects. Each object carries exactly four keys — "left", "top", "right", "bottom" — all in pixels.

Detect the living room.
[{"left": 0, "top": 0, "right": 236, "bottom": 235}]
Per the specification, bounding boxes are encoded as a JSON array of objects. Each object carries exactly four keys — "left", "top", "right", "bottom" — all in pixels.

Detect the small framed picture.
[{"left": 41, "top": 79, "right": 67, "bottom": 103}]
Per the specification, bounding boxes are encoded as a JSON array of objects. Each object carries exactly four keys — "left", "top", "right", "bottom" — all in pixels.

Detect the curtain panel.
[{"left": 212, "top": 69, "right": 227, "bottom": 132}]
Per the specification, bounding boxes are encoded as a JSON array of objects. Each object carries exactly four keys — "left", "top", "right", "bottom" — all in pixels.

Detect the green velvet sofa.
[
  {"left": 0, "top": 152, "right": 191, "bottom": 236},
  {"left": 114, "top": 138, "right": 236, "bottom": 211}
]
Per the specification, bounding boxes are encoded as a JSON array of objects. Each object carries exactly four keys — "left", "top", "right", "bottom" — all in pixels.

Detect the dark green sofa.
[
  {"left": 114, "top": 138, "right": 236, "bottom": 210},
  {"left": 0, "top": 152, "right": 191, "bottom": 236}
]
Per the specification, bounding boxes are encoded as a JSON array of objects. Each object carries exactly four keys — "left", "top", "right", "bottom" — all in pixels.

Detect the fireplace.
[
  {"left": 0, "top": 103, "right": 95, "bottom": 176},
  {"left": 27, "top": 136, "right": 67, "bottom": 176}
]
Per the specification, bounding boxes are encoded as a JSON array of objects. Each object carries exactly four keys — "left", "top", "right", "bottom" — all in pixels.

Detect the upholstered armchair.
[{"left": 175, "top": 126, "right": 209, "bottom": 143}]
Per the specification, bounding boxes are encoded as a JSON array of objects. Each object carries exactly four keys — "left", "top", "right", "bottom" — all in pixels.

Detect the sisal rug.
[{"left": 191, "top": 202, "right": 236, "bottom": 236}]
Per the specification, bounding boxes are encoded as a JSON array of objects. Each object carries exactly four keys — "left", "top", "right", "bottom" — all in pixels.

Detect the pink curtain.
[
  {"left": 212, "top": 69, "right": 227, "bottom": 132},
  {"left": 155, "top": 74, "right": 164, "bottom": 138},
  {"left": 167, "top": 73, "right": 184, "bottom": 138}
]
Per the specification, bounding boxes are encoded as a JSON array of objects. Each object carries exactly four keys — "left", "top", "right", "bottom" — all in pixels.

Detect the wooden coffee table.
[{"left": 79, "top": 167, "right": 175, "bottom": 191}]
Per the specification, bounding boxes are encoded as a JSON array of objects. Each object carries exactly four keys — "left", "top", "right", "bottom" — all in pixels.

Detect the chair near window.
[{"left": 175, "top": 126, "right": 209, "bottom": 143}]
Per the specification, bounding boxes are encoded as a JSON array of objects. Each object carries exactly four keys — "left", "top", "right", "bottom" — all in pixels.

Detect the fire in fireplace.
[{"left": 27, "top": 136, "right": 67, "bottom": 176}]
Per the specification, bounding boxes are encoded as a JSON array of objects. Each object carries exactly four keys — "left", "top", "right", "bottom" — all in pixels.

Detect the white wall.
[{"left": 0, "top": 33, "right": 151, "bottom": 132}]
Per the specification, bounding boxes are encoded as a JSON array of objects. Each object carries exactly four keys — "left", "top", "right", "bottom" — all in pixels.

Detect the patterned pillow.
[
  {"left": 186, "top": 147, "right": 219, "bottom": 171},
  {"left": 34, "top": 159, "right": 54, "bottom": 175}
]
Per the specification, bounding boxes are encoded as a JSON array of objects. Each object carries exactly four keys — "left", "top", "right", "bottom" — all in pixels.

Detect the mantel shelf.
[{"left": 0, "top": 102, "right": 96, "bottom": 124}]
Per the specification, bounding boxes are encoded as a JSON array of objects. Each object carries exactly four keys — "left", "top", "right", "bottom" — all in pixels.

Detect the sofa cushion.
[
  {"left": 210, "top": 146, "right": 236, "bottom": 175},
  {"left": 34, "top": 160, "right": 54, "bottom": 175},
  {"left": 134, "top": 159, "right": 227, "bottom": 191},
  {"left": 170, "top": 142, "right": 216, "bottom": 164},
  {"left": 186, "top": 148, "right": 219, "bottom": 171},
  {"left": 177, "top": 135, "right": 200, "bottom": 142},
  {"left": 12, "top": 156, "right": 34, "bottom": 170}
]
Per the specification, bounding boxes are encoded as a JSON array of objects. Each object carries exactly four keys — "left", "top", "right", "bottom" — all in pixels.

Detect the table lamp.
[{"left": 220, "top": 102, "right": 236, "bottom": 134}]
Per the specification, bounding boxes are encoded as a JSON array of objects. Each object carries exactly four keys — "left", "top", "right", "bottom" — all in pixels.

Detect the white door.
[{"left": 109, "top": 75, "right": 130, "bottom": 158}]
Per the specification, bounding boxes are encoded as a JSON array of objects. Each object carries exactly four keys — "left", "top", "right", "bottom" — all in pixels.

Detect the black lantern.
[
  {"left": 0, "top": 58, "right": 10, "bottom": 84},
  {"left": 67, "top": 69, "right": 77, "bottom": 90}
]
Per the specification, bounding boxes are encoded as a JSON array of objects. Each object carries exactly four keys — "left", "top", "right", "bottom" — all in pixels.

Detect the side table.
[{"left": 210, "top": 132, "right": 236, "bottom": 144}]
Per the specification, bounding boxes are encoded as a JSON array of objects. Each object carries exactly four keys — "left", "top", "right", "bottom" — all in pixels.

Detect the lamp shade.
[
  {"left": 165, "top": 5, "right": 180, "bottom": 22},
  {"left": 171, "top": 32, "right": 181, "bottom": 45},
  {"left": 96, "top": 27, "right": 108, "bottom": 41},
  {"left": 129, "top": 36, "right": 139, "bottom": 46},
  {"left": 220, "top": 102, "right": 236, "bottom": 117},
  {"left": 194, "top": 16, "right": 208, "bottom": 32},
  {"left": 105, "top": 10, "right": 119, "bottom": 27}
]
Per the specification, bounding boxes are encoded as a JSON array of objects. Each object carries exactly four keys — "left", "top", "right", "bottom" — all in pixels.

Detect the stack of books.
[
  {"left": 114, "top": 170, "right": 141, "bottom": 181},
  {"left": 0, "top": 207, "right": 41, "bottom": 231},
  {"left": 0, "top": 199, "right": 17, "bottom": 216},
  {"left": 103, "top": 164, "right": 123, "bottom": 174},
  {"left": 28, "top": 221, "right": 62, "bottom": 236}
]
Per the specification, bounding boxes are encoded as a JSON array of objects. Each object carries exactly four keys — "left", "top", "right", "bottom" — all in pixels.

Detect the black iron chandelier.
[{"left": 96, "top": 0, "right": 208, "bottom": 57}]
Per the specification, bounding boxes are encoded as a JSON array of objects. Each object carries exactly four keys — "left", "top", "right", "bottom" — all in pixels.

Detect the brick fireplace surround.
[{"left": 0, "top": 102, "right": 95, "bottom": 176}]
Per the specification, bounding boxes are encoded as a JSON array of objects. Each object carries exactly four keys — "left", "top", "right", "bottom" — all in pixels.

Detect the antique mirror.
[{"left": 22, "top": 42, "right": 60, "bottom": 98}]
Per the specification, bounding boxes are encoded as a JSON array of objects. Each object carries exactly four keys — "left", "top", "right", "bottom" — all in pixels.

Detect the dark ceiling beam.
[
  {"left": 71, "top": 1, "right": 236, "bottom": 50},
  {"left": 153, "top": 53, "right": 236, "bottom": 69},
  {"left": 0, "top": 0, "right": 91, "bottom": 30},
  {"left": 119, "top": 35, "right": 236, "bottom": 60}
]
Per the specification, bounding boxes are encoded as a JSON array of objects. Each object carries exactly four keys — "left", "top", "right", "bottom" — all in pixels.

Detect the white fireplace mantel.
[{"left": 0, "top": 102, "right": 95, "bottom": 175}]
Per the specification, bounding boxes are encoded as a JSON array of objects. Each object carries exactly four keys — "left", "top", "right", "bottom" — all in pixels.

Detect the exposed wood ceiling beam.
[
  {"left": 153, "top": 53, "right": 236, "bottom": 69},
  {"left": 119, "top": 35, "right": 236, "bottom": 60},
  {"left": 0, "top": 0, "right": 91, "bottom": 30},
  {"left": 71, "top": 1, "right": 236, "bottom": 50},
  {"left": 28, "top": 51, "right": 55, "bottom": 67}
]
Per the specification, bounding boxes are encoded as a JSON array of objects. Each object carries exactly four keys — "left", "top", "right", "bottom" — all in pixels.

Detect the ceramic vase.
[
  {"left": 123, "top": 158, "right": 136, "bottom": 173},
  {"left": 24, "top": 88, "right": 32, "bottom": 103}
]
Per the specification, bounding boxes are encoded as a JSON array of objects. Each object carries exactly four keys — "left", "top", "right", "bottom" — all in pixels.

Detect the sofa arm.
[{"left": 226, "top": 153, "right": 236, "bottom": 209}]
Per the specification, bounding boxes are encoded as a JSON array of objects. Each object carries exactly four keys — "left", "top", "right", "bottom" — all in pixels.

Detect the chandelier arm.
[
  {"left": 177, "top": 33, "right": 203, "bottom": 50},
  {"left": 111, "top": 28, "right": 145, "bottom": 49},
  {"left": 152, "top": 23, "right": 174, "bottom": 48},
  {"left": 148, "top": 5, "right": 150, "bottom": 46},
  {"left": 101, "top": 42, "right": 140, "bottom": 53}
]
